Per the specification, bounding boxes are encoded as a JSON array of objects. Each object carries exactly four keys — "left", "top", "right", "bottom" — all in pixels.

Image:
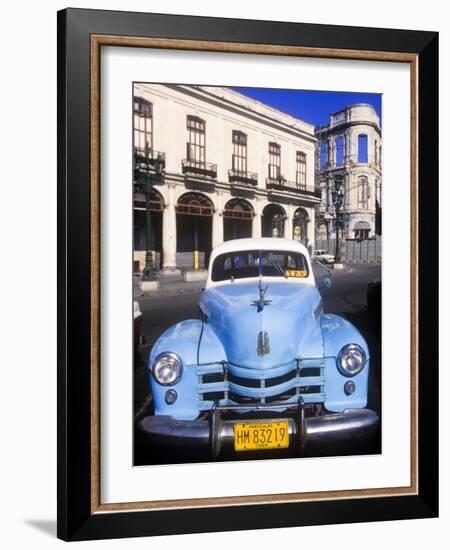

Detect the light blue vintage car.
[{"left": 140, "top": 238, "right": 379, "bottom": 457}]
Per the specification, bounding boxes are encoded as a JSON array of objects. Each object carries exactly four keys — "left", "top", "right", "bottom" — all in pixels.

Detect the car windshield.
[{"left": 211, "top": 250, "right": 309, "bottom": 282}]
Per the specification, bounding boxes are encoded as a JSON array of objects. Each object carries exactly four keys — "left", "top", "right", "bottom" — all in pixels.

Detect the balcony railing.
[
  {"left": 228, "top": 169, "right": 258, "bottom": 186},
  {"left": 182, "top": 159, "right": 217, "bottom": 179},
  {"left": 134, "top": 148, "right": 166, "bottom": 172},
  {"left": 266, "top": 176, "right": 317, "bottom": 195}
]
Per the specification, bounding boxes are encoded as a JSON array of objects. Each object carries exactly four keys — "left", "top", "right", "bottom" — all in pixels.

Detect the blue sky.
[{"left": 232, "top": 87, "right": 382, "bottom": 128}]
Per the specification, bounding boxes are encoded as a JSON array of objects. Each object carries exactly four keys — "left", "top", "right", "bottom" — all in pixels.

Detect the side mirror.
[{"left": 321, "top": 276, "right": 332, "bottom": 289}]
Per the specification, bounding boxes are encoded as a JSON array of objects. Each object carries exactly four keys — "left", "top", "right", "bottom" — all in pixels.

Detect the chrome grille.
[{"left": 197, "top": 360, "right": 325, "bottom": 411}]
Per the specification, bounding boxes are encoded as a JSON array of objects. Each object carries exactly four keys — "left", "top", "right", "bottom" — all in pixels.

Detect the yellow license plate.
[{"left": 233, "top": 421, "right": 289, "bottom": 451}]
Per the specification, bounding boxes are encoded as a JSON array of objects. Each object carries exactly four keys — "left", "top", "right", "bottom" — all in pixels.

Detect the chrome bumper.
[{"left": 139, "top": 403, "right": 379, "bottom": 457}]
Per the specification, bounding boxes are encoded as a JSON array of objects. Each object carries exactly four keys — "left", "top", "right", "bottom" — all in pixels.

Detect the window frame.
[
  {"left": 319, "top": 142, "right": 327, "bottom": 170},
  {"left": 133, "top": 97, "right": 153, "bottom": 155},
  {"left": 186, "top": 115, "right": 206, "bottom": 167},
  {"left": 357, "top": 133, "right": 368, "bottom": 163},
  {"left": 232, "top": 130, "right": 248, "bottom": 174},
  {"left": 354, "top": 228, "right": 370, "bottom": 240},
  {"left": 335, "top": 136, "right": 344, "bottom": 166},
  {"left": 296, "top": 151, "right": 307, "bottom": 189},
  {"left": 268, "top": 142, "right": 281, "bottom": 180},
  {"left": 357, "top": 175, "right": 369, "bottom": 209}
]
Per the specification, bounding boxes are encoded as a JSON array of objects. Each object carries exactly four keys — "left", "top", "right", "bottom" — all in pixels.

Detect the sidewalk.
[{"left": 134, "top": 275, "right": 205, "bottom": 299}]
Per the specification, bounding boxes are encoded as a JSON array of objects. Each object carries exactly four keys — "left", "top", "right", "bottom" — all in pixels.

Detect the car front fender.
[
  {"left": 321, "top": 314, "right": 371, "bottom": 412},
  {"left": 149, "top": 320, "right": 227, "bottom": 421},
  {"left": 321, "top": 314, "right": 369, "bottom": 359},
  {"left": 149, "top": 320, "right": 203, "bottom": 420}
]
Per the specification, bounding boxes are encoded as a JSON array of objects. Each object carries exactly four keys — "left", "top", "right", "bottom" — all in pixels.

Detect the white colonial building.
[
  {"left": 133, "top": 84, "right": 321, "bottom": 274},
  {"left": 315, "top": 104, "right": 382, "bottom": 240}
]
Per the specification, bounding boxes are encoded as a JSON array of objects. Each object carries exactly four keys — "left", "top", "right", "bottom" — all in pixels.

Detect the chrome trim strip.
[
  {"left": 198, "top": 376, "right": 325, "bottom": 398},
  {"left": 198, "top": 393, "right": 325, "bottom": 410}
]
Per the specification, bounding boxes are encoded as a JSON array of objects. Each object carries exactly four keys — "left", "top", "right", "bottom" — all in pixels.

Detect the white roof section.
[
  {"left": 211, "top": 237, "right": 310, "bottom": 258},
  {"left": 191, "top": 86, "right": 316, "bottom": 138}
]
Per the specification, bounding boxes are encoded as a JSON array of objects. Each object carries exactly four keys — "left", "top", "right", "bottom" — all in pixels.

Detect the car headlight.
[
  {"left": 337, "top": 344, "right": 366, "bottom": 377},
  {"left": 152, "top": 353, "right": 182, "bottom": 385}
]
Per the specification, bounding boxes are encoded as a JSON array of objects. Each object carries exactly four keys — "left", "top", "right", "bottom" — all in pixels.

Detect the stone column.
[
  {"left": 307, "top": 207, "right": 315, "bottom": 253},
  {"left": 328, "top": 136, "right": 334, "bottom": 168},
  {"left": 327, "top": 176, "right": 333, "bottom": 212},
  {"left": 344, "top": 173, "right": 350, "bottom": 210},
  {"left": 321, "top": 186, "right": 327, "bottom": 208},
  {"left": 351, "top": 131, "right": 358, "bottom": 163},
  {"left": 252, "top": 198, "right": 262, "bottom": 238},
  {"left": 285, "top": 204, "right": 294, "bottom": 240},
  {"left": 344, "top": 130, "right": 350, "bottom": 163},
  {"left": 162, "top": 183, "right": 178, "bottom": 272},
  {"left": 212, "top": 191, "right": 224, "bottom": 249}
]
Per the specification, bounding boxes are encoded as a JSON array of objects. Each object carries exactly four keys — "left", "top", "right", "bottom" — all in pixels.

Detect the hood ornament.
[
  {"left": 251, "top": 280, "right": 272, "bottom": 312},
  {"left": 257, "top": 330, "right": 271, "bottom": 356}
]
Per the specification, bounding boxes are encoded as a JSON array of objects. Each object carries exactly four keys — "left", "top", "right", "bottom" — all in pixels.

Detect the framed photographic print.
[{"left": 57, "top": 8, "right": 439, "bottom": 541}]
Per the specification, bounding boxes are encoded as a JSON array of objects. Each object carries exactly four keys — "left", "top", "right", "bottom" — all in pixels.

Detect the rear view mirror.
[{"left": 321, "top": 276, "right": 332, "bottom": 289}]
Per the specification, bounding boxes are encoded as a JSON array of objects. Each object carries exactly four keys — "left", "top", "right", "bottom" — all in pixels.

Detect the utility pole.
[
  {"left": 332, "top": 179, "right": 345, "bottom": 269},
  {"left": 136, "top": 142, "right": 165, "bottom": 291}
]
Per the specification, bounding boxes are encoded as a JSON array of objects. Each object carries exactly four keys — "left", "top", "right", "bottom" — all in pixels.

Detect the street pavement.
[{"left": 134, "top": 263, "right": 381, "bottom": 464}]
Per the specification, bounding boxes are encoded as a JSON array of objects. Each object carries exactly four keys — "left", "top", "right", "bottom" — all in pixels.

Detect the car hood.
[{"left": 199, "top": 281, "right": 324, "bottom": 368}]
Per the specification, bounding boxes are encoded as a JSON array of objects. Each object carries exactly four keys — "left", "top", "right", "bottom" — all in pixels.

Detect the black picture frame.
[{"left": 57, "top": 8, "right": 438, "bottom": 541}]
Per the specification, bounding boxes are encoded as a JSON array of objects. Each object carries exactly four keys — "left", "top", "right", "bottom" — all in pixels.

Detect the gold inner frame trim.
[{"left": 90, "top": 34, "right": 419, "bottom": 514}]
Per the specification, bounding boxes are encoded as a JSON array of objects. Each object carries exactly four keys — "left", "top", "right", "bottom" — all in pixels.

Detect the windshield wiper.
[{"left": 267, "top": 257, "right": 288, "bottom": 278}]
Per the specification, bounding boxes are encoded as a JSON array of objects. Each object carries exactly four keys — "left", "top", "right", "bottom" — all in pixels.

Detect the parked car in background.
[
  {"left": 140, "top": 238, "right": 378, "bottom": 457},
  {"left": 312, "top": 249, "right": 335, "bottom": 265}
]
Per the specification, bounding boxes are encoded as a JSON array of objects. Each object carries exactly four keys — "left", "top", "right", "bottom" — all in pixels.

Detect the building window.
[
  {"left": 176, "top": 192, "right": 213, "bottom": 217},
  {"left": 335, "top": 136, "right": 344, "bottom": 166},
  {"left": 186, "top": 115, "right": 206, "bottom": 167},
  {"left": 355, "top": 228, "right": 370, "bottom": 240},
  {"left": 296, "top": 151, "right": 307, "bottom": 189},
  {"left": 357, "top": 176, "right": 369, "bottom": 209},
  {"left": 268, "top": 142, "right": 281, "bottom": 179},
  {"left": 320, "top": 142, "right": 327, "bottom": 169},
  {"left": 353, "top": 221, "right": 371, "bottom": 240},
  {"left": 358, "top": 134, "right": 368, "bottom": 163},
  {"left": 223, "top": 198, "right": 254, "bottom": 220},
  {"left": 374, "top": 139, "right": 378, "bottom": 165},
  {"left": 232, "top": 130, "right": 247, "bottom": 174},
  {"left": 133, "top": 97, "right": 153, "bottom": 155}
]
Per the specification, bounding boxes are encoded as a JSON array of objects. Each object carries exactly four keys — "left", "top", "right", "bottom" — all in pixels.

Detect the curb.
[{"left": 136, "top": 284, "right": 204, "bottom": 300}]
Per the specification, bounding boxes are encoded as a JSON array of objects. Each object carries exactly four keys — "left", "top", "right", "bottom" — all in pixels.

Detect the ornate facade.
[
  {"left": 315, "top": 104, "right": 382, "bottom": 240},
  {"left": 133, "top": 84, "right": 321, "bottom": 274}
]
